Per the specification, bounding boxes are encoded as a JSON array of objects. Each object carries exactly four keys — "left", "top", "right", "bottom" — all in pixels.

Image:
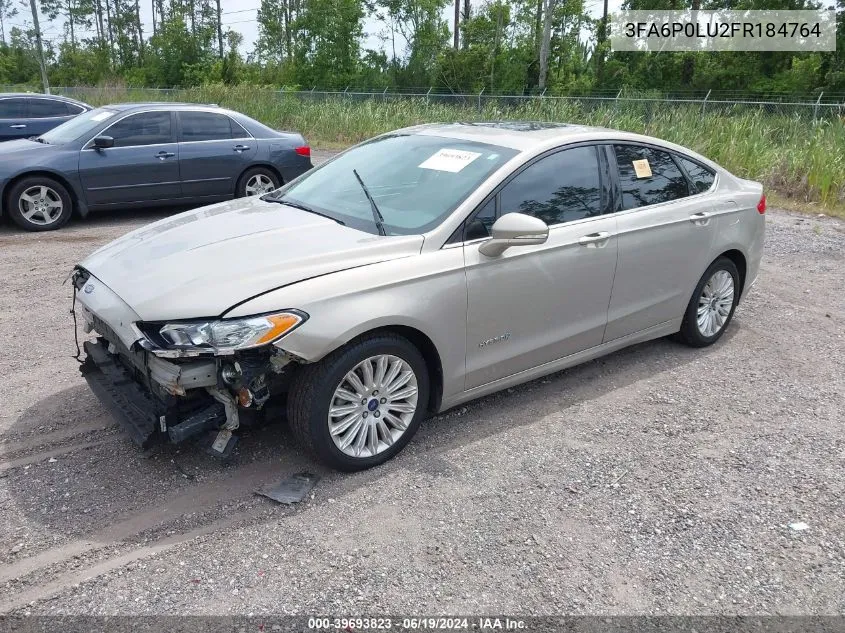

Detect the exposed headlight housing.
[{"left": 152, "top": 310, "right": 307, "bottom": 355}]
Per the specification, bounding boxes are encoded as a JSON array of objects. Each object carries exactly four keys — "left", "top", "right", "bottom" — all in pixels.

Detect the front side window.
[
  {"left": 105, "top": 111, "right": 173, "bottom": 147},
  {"left": 613, "top": 145, "right": 690, "bottom": 210},
  {"left": 679, "top": 157, "right": 716, "bottom": 193},
  {"left": 499, "top": 146, "right": 603, "bottom": 225},
  {"left": 29, "top": 98, "right": 70, "bottom": 118},
  {"left": 179, "top": 111, "right": 239, "bottom": 142},
  {"left": 0, "top": 98, "right": 27, "bottom": 117},
  {"left": 277, "top": 134, "right": 517, "bottom": 235},
  {"left": 464, "top": 198, "right": 497, "bottom": 241}
]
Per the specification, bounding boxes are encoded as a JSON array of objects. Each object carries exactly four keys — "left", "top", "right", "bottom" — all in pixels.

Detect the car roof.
[
  {"left": 101, "top": 102, "right": 230, "bottom": 112},
  {"left": 401, "top": 121, "right": 686, "bottom": 153}
]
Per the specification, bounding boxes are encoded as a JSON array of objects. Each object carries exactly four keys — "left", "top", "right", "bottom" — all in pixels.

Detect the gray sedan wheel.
[
  {"left": 288, "top": 333, "right": 430, "bottom": 471},
  {"left": 237, "top": 167, "right": 280, "bottom": 198},
  {"left": 7, "top": 176, "right": 73, "bottom": 232}
]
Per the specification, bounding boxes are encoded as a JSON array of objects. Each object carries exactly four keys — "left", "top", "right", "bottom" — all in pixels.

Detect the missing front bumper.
[{"left": 80, "top": 339, "right": 225, "bottom": 449}]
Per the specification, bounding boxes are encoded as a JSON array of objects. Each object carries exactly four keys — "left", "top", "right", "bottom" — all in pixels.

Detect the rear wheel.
[
  {"left": 287, "top": 333, "right": 430, "bottom": 471},
  {"left": 7, "top": 176, "right": 73, "bottom": 231},
  {"left": 236, "top": 167, "right": 280, "bottom": 198},
  {"left": 676, "top": 256, "right": 740, "bottom": 347}
]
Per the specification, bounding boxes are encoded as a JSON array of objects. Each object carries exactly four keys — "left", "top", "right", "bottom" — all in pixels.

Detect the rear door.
[
  {"left": 603, "top": 143, "right": 723, "bottom": 341},
  {"left": 26, "top": 98, "right": 83, "bottom": 136},
  {"left": 0, "top": 97, "right": 30, "bottom": 140},
  {"left": 176, "top": 110, "right": 256, "bottom": 198},
  {"left": 78, "top": 110, "right": 181, "bottom": 207}
]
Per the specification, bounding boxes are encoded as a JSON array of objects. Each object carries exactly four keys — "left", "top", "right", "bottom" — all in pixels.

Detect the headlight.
[{"left": 156, "top": 310, "right": 306, "bottom": 354}]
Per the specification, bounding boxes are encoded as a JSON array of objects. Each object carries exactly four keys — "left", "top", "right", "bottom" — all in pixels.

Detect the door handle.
[
  {"left": 156, "top": 151, "right": 176, "bottom": 160},
  {"left": 689, "top": 211, "right": 712, "bottom": 225},
  {"left": 578, "top": 231, "right": 611, "bottom": 248},
  {"left": 233, "top": 145, "right": 250, "bottom": 152},
  {"left": 9, "top": 124, "right": 26, "bottom": 129}
]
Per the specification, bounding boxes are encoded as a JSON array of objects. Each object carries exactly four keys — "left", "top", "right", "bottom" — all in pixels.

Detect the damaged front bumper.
[
  {"left": 80, "top": 337, "right": 227, "bottom": 449},
  {"left": 73, "top": 270, "right": 293, "bottom": 454}
]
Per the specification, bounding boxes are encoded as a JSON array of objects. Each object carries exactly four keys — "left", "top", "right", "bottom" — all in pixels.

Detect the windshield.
[
  {"left": 39, "top": 107, "right": 117, "bottom": 144},
  {"left": 276, "top": 134, "right": 517, "bottom": 235}
]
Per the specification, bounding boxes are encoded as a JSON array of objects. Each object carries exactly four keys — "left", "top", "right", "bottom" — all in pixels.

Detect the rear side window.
[
  {"left": 679, "top": 157, "right": 716, "bottom": 193},
  {"left": 0, "top": 98, "right": 27, "bottom": 117},
  {"left": 613, "top": 145, "right": 690, "bottom": 210},
  {"left": 30, "top": 98, "right": 70, "bottom": 118},
  {"left": 179, "top": 111, "right": 242, "bottom": 142},
  {"left": 499, "top": 146, "right": 603, "bottom": 225}
]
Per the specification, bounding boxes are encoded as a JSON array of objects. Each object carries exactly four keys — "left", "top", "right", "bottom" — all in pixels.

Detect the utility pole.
[
  {"left": 453, "top": 0, "right": 460, "bottom": 48},
  {"left": 537, "top": 0, "right": 554, "bottom": 90},
  {"left": 462, "top": 0, "right": 470, "bottom": 48},
  {"left": 28, "top": 0, "right": 50, "bottom": 94},
  {"left": 216, "top": 0, "right": 224, "bottom": 58},
  {"left": 596, "top": 0, "right": 609, "bottom": 84}
]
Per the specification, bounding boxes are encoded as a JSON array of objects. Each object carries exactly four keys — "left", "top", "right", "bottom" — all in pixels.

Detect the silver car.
[{"left": 72, "top": 122, "right": 766, "bottom": 470}]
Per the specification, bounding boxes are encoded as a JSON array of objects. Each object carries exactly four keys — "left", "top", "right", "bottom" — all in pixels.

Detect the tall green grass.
[{"left": 64, "top": 84, "right": 845, "bottom": 210}]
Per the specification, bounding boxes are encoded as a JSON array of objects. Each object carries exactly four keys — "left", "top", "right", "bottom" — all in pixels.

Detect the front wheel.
[
  {"left": 7, "top": 176, "right": 73, "bottom": 231},
  {"left": 287, "top": 333, "right": 430, "bottom": 471},
  {"left": 236, "top": 167, "right": 280, "bottom": 198},
  {"left": 676, "top": 256, "right": 740, "bottom": 347}
]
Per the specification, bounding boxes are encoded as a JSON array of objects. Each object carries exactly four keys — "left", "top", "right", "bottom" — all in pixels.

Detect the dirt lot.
[{"left": 0, "top": 152, "right": 844, "bottom": 616}]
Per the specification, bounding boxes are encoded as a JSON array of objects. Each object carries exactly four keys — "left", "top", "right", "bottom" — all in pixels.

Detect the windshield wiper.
[
  {"left": 265, "top": 195, "right": 345, "bottom": 225},
  {"left": 352, "top": 169, "right": 387, "bottom": 237},
  {"left": 32, "top": 137, "right": 48, "bottom": 144}
]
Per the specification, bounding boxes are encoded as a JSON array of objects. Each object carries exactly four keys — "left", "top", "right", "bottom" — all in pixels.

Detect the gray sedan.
[{"left": 0, "top": 103, "right": 312, "bottom": 231}]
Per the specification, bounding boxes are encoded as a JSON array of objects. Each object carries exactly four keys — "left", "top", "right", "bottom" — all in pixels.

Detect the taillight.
[
  {"left": 757, "top": 193, "right": 766, "bottom": 214},
  {"left": 295, "top": 146, "right": 310, "bottom": 157}
]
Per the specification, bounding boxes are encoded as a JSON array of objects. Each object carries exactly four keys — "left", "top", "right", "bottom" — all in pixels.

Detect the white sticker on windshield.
[
  {"left": 419, "top": 148, "right": 482, "bottom": 173},
  {"left": 90, "top": 111, "right": 114, "bottom": 122}
]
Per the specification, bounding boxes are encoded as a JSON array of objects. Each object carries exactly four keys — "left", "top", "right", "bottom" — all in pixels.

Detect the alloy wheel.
[
  {"left": 327, "top": 354, "right": 419, "bottom": 459},
  {"left": 19, "top": 186, "right": 63, "bottom": 226},
  {"left": 697, "top": 269, "right": 735, "bottom": 337},
  {"left": 244, "top": 174, "right": 276, "bottom": 196}
]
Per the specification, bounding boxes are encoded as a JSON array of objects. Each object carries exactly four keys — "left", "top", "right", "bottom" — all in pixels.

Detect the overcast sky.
[{"left": 6, "top": 0, "right": 623, "bottom": 58}]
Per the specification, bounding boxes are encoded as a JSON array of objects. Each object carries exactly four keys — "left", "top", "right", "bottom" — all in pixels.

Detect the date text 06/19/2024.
[{"left": 307, "top": 617, "right": 528, "bottom": 630}]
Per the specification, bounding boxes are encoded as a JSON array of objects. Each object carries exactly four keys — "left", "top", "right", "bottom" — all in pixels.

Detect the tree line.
[{"left": 0, "top": 0, "right": 843, "bottom": 96}]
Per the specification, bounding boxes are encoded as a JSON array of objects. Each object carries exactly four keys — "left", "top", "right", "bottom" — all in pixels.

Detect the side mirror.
[
  {"left": 93, "top": 135, "right": 114, "bottom": 150},
  {"left": 478, "top": 212, "right": 549, "bottom": 257}
]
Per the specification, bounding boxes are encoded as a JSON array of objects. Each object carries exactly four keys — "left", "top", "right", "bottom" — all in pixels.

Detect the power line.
[{"left": 222, "top": 7, "right": 259, "bottom": 15}]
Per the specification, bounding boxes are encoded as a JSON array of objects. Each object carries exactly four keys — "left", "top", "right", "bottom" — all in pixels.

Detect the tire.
[
  {"left": 676, "top": 256, "right": 740, "bottom": 348},
  {"left": 236, "top": 167, "right": 281, "bottom": 198},
  {"left": 7, "top": 176, "right": 73, "bottom": 232},
  {"left": 287, "top": 333, "right": 430, "bottom": 472}
]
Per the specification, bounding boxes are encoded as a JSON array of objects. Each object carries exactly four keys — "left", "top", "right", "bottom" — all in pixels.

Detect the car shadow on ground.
[{"left": 1, "top": 325, "right": 737, "bottom": 563}]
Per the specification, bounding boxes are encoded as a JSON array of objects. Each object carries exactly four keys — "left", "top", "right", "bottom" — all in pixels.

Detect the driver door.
[
  {"left": 79, "top": 110, "right": 181, "bottom": 207},
  {"left": 463, "top": 145, "right": 619, "bottom": 389}
]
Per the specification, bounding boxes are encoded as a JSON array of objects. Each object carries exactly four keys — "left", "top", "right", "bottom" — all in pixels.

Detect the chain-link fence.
[{"left": 7, "top": 86, "right": 845, "bottom": 121}]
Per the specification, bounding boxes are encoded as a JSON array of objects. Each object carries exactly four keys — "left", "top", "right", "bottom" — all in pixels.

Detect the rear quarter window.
[{"left": 679, "top": 157, "right": 716, "bottom": 193}]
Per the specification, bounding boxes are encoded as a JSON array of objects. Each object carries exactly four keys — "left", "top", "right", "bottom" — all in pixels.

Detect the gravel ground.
[{"left": 0, "top": 153, "right": 844, "bottom": 615}]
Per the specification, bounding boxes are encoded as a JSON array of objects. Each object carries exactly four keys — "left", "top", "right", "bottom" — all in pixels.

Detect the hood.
[
  {"left": 80, "top": 196, "right": 424, "bottom": 321},
  {"left": 0, "top": 139, "right": 54, "bottom": 161}
]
